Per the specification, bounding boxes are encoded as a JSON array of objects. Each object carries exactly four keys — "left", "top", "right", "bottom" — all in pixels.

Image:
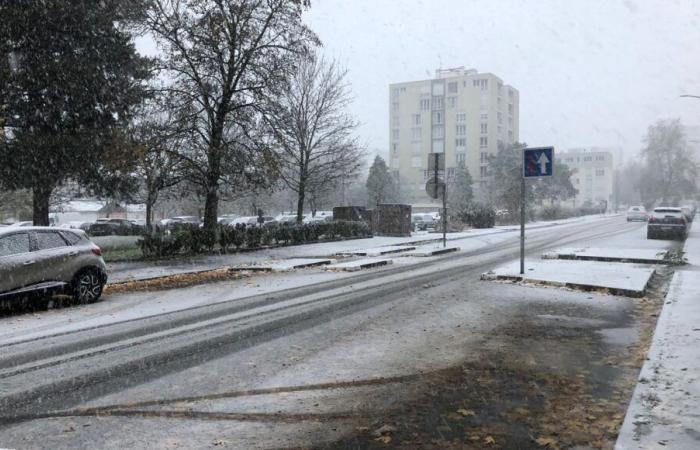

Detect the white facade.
[
  {"left": 561, "top": 148, "right": 615, "bottom": 209},
  {"left": 389, "top": 67, "right": 519, "bottom": 204}
]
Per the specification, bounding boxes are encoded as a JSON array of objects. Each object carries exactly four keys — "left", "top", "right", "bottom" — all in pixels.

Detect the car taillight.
[
  {"left": 679, "top": 217, "right": 686, "bottom": 225},
  {"left": 648, "top": 216, "right": 655, "bottom": 223},
  {"left": 91, "top": 246, "right": 102, "bottom": 256}
]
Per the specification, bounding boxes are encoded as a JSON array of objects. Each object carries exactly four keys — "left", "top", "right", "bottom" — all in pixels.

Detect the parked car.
[
  {"left": 7, "top": 221, "right": 33, "bottom": 228},
  {"left": 86, "top": 221, "right": 117, "bottom": 236},
  {"left": 411, "top": 213, "right": 436, "bottom": 231},
  {"left": 0, "top": 227, "right": 107, "bottom": 304},
  {"left": 647, "top": 207, "right": 688, "bottom": 240},
  {"left": 680, "top": 205, "right": 695, "bottom": 223},
  {"left": 163, "top": 216, "right": 202, "bottom": 231},
  {"left": 277, "top": 214, "right": 303, "bottom": 225},
  {"left": 60, "top": 221, "right": 91, "bottom": 231},
  {"left": 626, "top": 206, "right": 648, "bottom": 222}
]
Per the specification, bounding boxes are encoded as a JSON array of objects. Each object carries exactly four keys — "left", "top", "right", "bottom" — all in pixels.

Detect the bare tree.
[
  {"left": 143, "top": 0, "right": 318, "bottom": 232},
  {"left": 264, "top": 54, "right": 363, "bottom": 223},
  {"left": 131, "top": 107, "right": 186, "bottom": 230},
  {"left": 639, "top": 119, "right": 697, "bottom": 206}
]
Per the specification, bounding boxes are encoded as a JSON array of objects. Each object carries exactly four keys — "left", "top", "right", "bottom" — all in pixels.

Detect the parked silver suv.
[{"left": 0, "top": 227, "right": 107, "bottom": 304}]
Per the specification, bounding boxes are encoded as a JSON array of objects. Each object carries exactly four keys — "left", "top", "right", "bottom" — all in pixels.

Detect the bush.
[
  {"left": 138, "top": 220, "right": 372, "bottom": 258},
  {"left": 459, "top": 203, "right": 496, "bottom": 228}
]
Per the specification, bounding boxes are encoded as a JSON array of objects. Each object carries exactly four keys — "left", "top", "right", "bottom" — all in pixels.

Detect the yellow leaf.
[
  {"left": 457, "top": 408, "right": 476, "bottom": 417},
  {"left": 535, "top": 436, "right": 559, "bottom": 448},
  {"left": 484, "top": 436, "right": 496, "bottom": 446},
  {"left": 374, "top": 436, "right": 392, "bottom": 444}
]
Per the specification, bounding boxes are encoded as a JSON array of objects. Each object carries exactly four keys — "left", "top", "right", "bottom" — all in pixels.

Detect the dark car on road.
[
  {"left": 0, "top": 227, "right": 107, "bottom": 304},
  {"left": 647, "top": 207, "right": 689, "bottom": 240}
]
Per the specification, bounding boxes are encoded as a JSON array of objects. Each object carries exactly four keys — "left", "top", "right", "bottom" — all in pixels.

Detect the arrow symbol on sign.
[{"left": 537, "top": 152, "right": 550, "bottom": 174}]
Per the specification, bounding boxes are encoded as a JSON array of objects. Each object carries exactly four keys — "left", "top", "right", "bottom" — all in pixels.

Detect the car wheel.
[{"left": 73, "top": 268, "right": 104, "bottom": 304}]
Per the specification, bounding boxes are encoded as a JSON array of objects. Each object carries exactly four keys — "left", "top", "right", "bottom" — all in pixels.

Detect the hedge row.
[{"left": 137, "top": 221, "right": 372, "bottom": 258}]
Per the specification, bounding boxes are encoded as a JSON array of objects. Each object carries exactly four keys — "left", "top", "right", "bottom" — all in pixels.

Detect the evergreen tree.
[
  {"left": 0, "top": 0, "right": 151, "bottom": 225},
  {"left": 448, "top": 161, "right": 473, "bottom": 215},
  {"left": 366, "top": 156, "right": 397, "bottom": 206}
]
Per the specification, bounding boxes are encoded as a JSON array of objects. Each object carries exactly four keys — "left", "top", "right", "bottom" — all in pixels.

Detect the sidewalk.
[
  {"left": 616, "top": 227, "right": 700, "bottom": 449},
  {"left": 106, "top": 214, "right": 612, "bottom": 284}
]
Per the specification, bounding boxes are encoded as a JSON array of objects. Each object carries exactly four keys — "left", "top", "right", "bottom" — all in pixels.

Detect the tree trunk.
[
  {"left": 296, "top": 188, "right": 305, "bottom": 225},
  {"left": 296, "top": 168, "right": 306, "bottom": 224},
  {"left": 32, "top": 184, "right": 52, "bottom": 226},
  {"left": 203, "top": 183, "right": 219, "bottom": 232},
  {"left": 146, "top": 191, "right": 154, "bottom": 232}
]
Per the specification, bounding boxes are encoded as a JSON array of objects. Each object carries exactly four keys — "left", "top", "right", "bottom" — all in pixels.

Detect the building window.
[
  {"left": 432, "top": 125, "right": 444, "bottom": 139},
  {"left": 432, "top": 83, "right": 444, "bottom": 96},
  {"left": 575, "top": 178, "right": 580, "bottom": 184},
  {"left": 432, "top": 110, "right": 444, "bottom": 124},
  {"left": 508, "top": 117, "right": 513, "bottom": 126},
  {"left": 412, "top": 114, "right": 421, "bottom": 125},
  {"left": 497, "top": 82, "right": 503, "bottom": 95},
  {"left": 391, "top": 115, "right": 399, "bottom": 127},
  {"left": 392, "top": 170, "right": 400, "bottom": 179},
  {"left": 447, "top": 82, "right": 458, "bottom": 94},
  {"left": 455, "top": 137, "right": 466, "bottom": 148},
  {"left": 565, "top": 157, "right": 573, "bottom": 162},
  {"left": 392, "top": 143, "right": 398, "bottom": 153},
  {"left": 508, "top": 104, "right": 514, "bottom": 114},
  {"left": 411, "top": 127, "right": 422, "bottom": 141},
  {"left": 583, "top": 156, "right": 592, "bottom": 162},
  {"left": 392, "top": 101, "right": 399, "bottom": 112},
  {"left": 392, "top": 129, "right": 399, "bottom": 141},
  {"left": 456, "top": 124, "right": 466, "bottom": 136},
  {"left": 480, "top": 151, "right": 488, "bottom": 163},
  {"left": 473, "top": 79, "right": 488, "bottom": 90},
  {"left": 447, "top": 96, "right": 457, "bottom": 108},
  {"left": 432, "top": 139, "right": 444, "bottom": 153},
  {"left": 423, "top": 170, "right": 431, "bottom": 180},
  {"left": 391, "top": 87, "right": 400, "bottom": 98},
  {"left": 456, "top": 112, "right": 466, "bottom": 122},
  {"left": 596, "top": 169, "right": 605, "bottom": 176},
  {"left": 420, "top": 98, "right": 430, "bottom": 110},
  {"left": 480, "top": 166, "right": 488, "bottom": 177},
  {"left": 497, "top": 97, "right": 502, "bottom": 108},
  {"left": 480, "top": 137, "right": 488, "bottom": 148},
  {"left": 447, "top": 168, "right": 456, "bottom": 179},
  {"left": 480, "top": 113, "right": 488, "bottom": 120},
  {"left": 480, "top": 123, "right": 488, "bottom": 134},
  {"left": 596, "top": 155, "right": 605, "bottom": 161},
  {"left": 456, "top": 152, "right": 466, "bottom": 164},
  {"left": 497, "top": 125, "right": 502, "bottom": 135},
  {"left": 497, "top": 112, "right": 503, "bottom": 124},
  {"left": 432, "top": 96, "right": 444, "bottom": 109},
  {"left": 508, "top": 89, "right": 514, "bottom": 99},
  {"left": 508, "top": 131, "right": 513, "bottom": 142}
]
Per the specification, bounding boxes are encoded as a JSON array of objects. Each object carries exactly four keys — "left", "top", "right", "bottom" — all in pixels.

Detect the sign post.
[
  {"left": 426, "top": 152, "right": 447, "bottom": 247},
  {"left": 521, "top": 146, "right": 554, "bottom": 274}
]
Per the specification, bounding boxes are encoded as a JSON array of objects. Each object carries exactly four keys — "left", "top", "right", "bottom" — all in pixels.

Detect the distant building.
[
  {"left": 50, "top": 200, "right": 150, "bottom": 224},
  {"left": 388, "top": 67, "right": 520, "bottom": 204},
  {"left": 561, "top": 148, "right": 615, "bottom": 209}
]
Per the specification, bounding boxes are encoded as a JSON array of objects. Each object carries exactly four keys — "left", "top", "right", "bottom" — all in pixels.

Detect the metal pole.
[
  {"left": 442, "top": 184, "right": 447, "bottom": 247},
  {"left": 520, "top": 171, "right": 525, "bottom": 275}
]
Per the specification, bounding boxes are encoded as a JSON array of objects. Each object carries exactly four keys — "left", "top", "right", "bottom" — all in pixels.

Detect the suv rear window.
[
  {"left": 654, "top": 208, "right": 681, "bottom": 213},
  {"left": 60, "top": 231, "right": 83, "bottom": 245},
  {"left": 0, "top": 233, "right": 30, "bottom": 257},
  {"left": 35, "top": 231, "right": 68, "bottom": 250}
]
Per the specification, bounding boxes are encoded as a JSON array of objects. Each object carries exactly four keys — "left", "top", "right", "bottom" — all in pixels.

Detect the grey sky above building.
[
  {"left": 136, "top": 0, "right": 700, "bottom": 161},
  {"left": 303, "top": 0, "right": 700, "bottom": 160}
]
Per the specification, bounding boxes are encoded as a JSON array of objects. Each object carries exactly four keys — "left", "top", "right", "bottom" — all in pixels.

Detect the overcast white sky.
[
  {"left": 303, "top": 0, "right": 700, "bottom": 161},
  {"left": 136, "top": 0, "right": 700, "bottom": 163}
]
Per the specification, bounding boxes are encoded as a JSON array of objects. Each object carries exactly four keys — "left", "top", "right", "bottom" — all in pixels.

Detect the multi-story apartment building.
[
  {"left": 561, "top": 148, "right": 615, "bottom": 209},
  {"left": 388, "top": 67, "right": 519, "bottom": 204}
]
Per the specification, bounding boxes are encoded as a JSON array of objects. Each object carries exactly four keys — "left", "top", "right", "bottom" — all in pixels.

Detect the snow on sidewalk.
[
  {"left": 543, "top": 247, "right": 669, "bottom": 264},
  {"left": 483, "top": 259, "right": 656, "bottom": 297},
  {"left": 616, "top": 231, "right": 700, "bottom": 449}
]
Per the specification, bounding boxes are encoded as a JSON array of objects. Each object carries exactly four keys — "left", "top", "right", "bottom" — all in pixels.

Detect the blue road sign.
[{"left": 523, "top": 147, "right": 554, "bottom": 177}]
